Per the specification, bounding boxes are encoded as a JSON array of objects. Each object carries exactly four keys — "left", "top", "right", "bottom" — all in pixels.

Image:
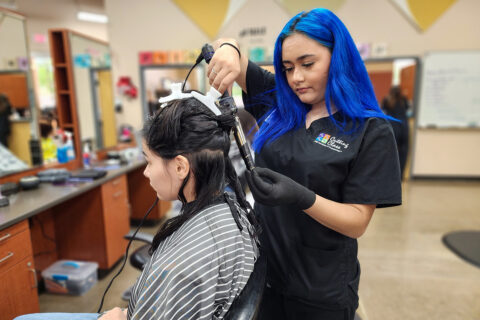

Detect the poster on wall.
[
  {"left": 389, "top": 0, "right": 457, "bottom": 32},
  {"left": 17, "top": 57, "right": 29, "bottom": 71},
  {"left": 74, "top": 54, "right": 91, "bottom": 68}
]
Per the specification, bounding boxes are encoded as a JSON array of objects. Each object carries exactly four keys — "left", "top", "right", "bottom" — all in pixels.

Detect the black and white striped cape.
[{"left": 127, "top": 200, "right": 258, "bottom": 320}]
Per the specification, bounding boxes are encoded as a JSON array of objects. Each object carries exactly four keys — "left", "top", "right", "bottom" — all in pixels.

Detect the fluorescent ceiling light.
[{"left": 77, "top": 11, "right": 108, "bottom": 24}]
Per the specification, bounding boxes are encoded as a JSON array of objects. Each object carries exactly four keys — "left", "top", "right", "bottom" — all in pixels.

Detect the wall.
[
  {"left": 338, "top": 0, "right": 479, "bottom": 56},
  {"left": 105, "top": 0, "right": 289, "bottom": 129},
  {"left": 105, "top": 0, "right": 480, "bottom": 130},
  {"left": 0, "top": 12, "right": 28, "bottom": 68},
  {"left": 13, "top": 0, "right": 108, "bottom": 54}
]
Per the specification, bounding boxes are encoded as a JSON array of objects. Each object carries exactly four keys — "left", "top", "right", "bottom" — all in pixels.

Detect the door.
[{"left": 93, "top": 69, "right": 117, "bottom": 149}]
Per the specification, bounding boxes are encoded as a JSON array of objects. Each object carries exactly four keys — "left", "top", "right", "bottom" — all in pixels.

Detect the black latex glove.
[{"left": 245, "top": 167, "right": 316, "bottom": 210}]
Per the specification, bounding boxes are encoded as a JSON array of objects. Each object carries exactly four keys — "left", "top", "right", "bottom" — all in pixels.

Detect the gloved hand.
[{"left": 245, "top": 167, "right": 316, "bottom": 210}]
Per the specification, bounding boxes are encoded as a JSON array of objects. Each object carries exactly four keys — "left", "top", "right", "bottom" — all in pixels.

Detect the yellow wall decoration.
[
  {"left": 172, "top": 0, "right": 246, "bottom": 39},
  {"left": 390, "top": 0, "right": 457, "bottom": 32},
  {"left": 275, "top": 0, "right": 346, "bottom": 15}
]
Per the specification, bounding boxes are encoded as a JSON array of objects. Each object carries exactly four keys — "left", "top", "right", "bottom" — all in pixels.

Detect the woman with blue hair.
[{"left": 209, "top": 8, "right": 402, "bottom": 320}]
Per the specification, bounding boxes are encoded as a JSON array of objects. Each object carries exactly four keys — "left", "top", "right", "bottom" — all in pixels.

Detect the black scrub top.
[{"left": 243, "top": 61, "right": 402, "bottom": 310}]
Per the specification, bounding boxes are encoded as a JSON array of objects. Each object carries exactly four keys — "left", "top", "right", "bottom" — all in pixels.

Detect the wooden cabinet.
[
  {"left": 53, "top": 175, "right": 130, "bottom": 269},
  {"left": 101, "top": 175, "right": 131, "bottom": 267},
  {"left": 0, "top": 72, "right": 29, "bottom": 109},
  {"left": 127, "top": 165, "right": 171, "bottom": 224},
  {"left": 0, "top": 220, "right": 39, "bottom": 320}
]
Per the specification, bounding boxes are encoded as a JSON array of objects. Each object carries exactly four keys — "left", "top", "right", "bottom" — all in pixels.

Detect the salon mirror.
[
  {"left": 0, "top": 9, "right": 38, "bottom": 177},
  {"left": 69, "top": 32, "right": 116, "bottom": 152},
  {"left": 140, "top": 64, "right": 206, "bottom": 119}
]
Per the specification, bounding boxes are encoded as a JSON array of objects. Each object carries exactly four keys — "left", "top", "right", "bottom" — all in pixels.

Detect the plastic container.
[
  {"left": 65, "top": 132, "right": 75, "bottom": 161},
  {"left": 83, "top": 143, "right": 91, "bottom": 168},
  {"left": 56, "top": 145, "right": 69, "bottom": 163},
  {"left": 42, "top": 260, "right": 98, "bottom": 295}
]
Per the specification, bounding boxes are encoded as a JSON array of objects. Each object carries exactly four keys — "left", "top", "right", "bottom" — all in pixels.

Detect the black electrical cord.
[
  {"left": 182, "top": 44, "right": 215, "bottom": 92},
  {"left": 182, "top": 54, "right": 204, "bottom": 92},
  {"left": 97, "top": 197, "right": 159, "bottom": 313}
]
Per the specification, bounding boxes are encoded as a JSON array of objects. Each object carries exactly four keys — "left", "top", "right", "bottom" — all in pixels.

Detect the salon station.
[
  {"left": 0, "top": 6, "right": 174, "bottom": 319},
  {"left": 1, "top": 1, "right": 480, "bottom": 320}
]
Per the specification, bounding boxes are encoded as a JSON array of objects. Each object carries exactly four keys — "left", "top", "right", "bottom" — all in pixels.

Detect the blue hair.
[{"left": 252, "top": 8, "right": 395, "bottom": 152}]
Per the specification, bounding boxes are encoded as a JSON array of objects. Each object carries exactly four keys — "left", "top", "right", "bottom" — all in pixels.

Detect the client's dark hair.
[{"left": 143, "top": 97, "right": 259, "bottom": 253}]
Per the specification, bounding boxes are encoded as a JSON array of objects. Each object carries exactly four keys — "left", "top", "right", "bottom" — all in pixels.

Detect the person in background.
[
  {"left": 0, "top": 93, "right": 13, "bottom": 147},
  {"left": 39, "top": 121, "right": 57, "bottom": 164},
  {"left": 382, "top": 85, "right": 410, "bottom": 180},
  {"left": 208, "top": 8, "right": 402, "bottom": 320},
  {"left": 15, "top": 97, "right": 260, "bottom": 320}
]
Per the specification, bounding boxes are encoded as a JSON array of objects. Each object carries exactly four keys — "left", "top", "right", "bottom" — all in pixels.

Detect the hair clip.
[
  {"left": 158, "top": 82, "right": 222, "bottom": 116},
  {"left": 191, "top": 86, "right": 222, "bottom": 116},
  {"left": 158, "top": 83, "right": 193, "bottom": 107}
]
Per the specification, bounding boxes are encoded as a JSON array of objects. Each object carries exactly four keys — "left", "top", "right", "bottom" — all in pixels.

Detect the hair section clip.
[
  {"left": 157, "top": 83, "right": 223, "bottom": 116},
  {"left": 191, "top": 87, "right": 222, "bottom": 116},
  {"left": 158, "top": 82, "right": 192, "bottom": 107}
]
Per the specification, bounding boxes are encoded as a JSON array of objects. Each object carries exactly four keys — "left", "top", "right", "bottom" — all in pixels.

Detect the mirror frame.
[{"left": 0, "top": 8, "right": 41, "bottom": 181}]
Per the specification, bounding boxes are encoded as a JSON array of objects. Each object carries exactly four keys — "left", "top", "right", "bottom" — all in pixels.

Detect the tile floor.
[{"left": 37, "top": 180, "right": 480, "bottom": 319}]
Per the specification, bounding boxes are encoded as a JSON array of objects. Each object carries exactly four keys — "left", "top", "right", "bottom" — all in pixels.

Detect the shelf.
[
  {"left": 54, "top": 67, "right": 69, "bottom": 91},
  {"left": 50, "top": 31, "right": 67, "bottom": 64},
  {"left": 49, "top": 28, "right": 82, "bottom": 169},
  {"left": 58, "top": 95, "right": 73, "bottom": 124}
]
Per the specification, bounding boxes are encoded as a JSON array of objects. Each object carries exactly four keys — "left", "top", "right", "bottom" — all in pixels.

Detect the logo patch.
[
  {"left": 314, "top": 133, "right": 349, "bottom": 152},
  {"left": 315, "top": 133, "right": 331, "bottom": 144}
]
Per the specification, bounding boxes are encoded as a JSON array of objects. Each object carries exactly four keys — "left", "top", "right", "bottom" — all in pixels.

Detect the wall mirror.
[
  {"left": 140, "top": 64, "right": 206, "bottom": 119},
  {"left": 0, "top": 9, "right": 38, "bottom": 177},
  {"left": 69, "top": 32, "right": 116, "bottom": 152}
]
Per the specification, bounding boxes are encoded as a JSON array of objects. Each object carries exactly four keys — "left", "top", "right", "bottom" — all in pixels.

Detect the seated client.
[{"left": 15, "top": 96, "right": 260, "bottom": 320}]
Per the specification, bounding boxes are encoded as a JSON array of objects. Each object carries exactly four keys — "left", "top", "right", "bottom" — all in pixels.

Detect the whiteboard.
[{"left": 417, "top": 51, "right": 480, "bottom": 128}]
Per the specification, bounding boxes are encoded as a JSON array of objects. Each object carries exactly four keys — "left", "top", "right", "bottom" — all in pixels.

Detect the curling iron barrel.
[
  {"left": 202, "top": 43, "right": 255, "bottom": 171},
  {"left": 216, "top": 96, "right": 255, "bottom": 171}
]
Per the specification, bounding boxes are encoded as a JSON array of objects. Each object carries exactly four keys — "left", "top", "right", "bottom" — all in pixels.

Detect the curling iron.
[{"left": 198, "top": 43, "right": 255, "bottom": 171}]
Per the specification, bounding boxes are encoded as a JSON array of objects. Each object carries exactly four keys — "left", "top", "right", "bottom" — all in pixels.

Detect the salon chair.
[{"left": 123, "top": 231, "right": 267, "bottom": 320}]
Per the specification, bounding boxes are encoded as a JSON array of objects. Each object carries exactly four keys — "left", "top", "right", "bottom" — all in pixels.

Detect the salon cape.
[{"left": 127, "top": 200, "right": 258, "bottom": 320}]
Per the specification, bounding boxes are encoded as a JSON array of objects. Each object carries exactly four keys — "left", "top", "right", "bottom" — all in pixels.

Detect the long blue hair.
[{"left": 252, "top": 8, "right": 394, "bottom": 152}]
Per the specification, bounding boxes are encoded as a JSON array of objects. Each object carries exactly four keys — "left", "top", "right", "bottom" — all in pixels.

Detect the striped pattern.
[{"left": 127, "top": 202, "right": 258, "bottom": 320}]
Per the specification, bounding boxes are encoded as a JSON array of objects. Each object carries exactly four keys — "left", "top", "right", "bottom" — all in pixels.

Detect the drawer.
[
  {"left": 0, "top": 220, "right": 29, "bottom": 239},
  {"left": 101, "top": 175, "right": 128, "bottom": 212},
  {"left": 102, "top": 175, "right": 127, "bottom": 195},
  {"left": 0, "top": 227, "right": 33, "bottom": 273}
]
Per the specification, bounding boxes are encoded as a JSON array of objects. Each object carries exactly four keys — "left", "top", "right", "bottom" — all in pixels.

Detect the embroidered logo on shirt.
[{"left": 314, "top": 133, "right": 349, "bottom": 152}]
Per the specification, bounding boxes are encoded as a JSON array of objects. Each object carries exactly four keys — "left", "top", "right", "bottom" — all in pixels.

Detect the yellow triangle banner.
[
  {"left": 390, "top": 0, "right": 457, "bottom": 32},
  {"left": 275, "top": 0, "right": 346, "bottom": 15},
  {"left": 173, "top": 0, "right": 245, "bottom": 39},
  {"left": 407, "top": 0, "right": 457, "bottom": 31}
]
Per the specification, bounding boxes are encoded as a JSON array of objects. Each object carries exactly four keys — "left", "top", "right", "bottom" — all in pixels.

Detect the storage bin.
[{"left": 42, "top": 260, "right": 98, "bottom": 295}]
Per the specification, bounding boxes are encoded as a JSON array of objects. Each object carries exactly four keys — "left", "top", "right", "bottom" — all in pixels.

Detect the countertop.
[{"left": 0, "top": 160, "right": 146, "bottom": 230}]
